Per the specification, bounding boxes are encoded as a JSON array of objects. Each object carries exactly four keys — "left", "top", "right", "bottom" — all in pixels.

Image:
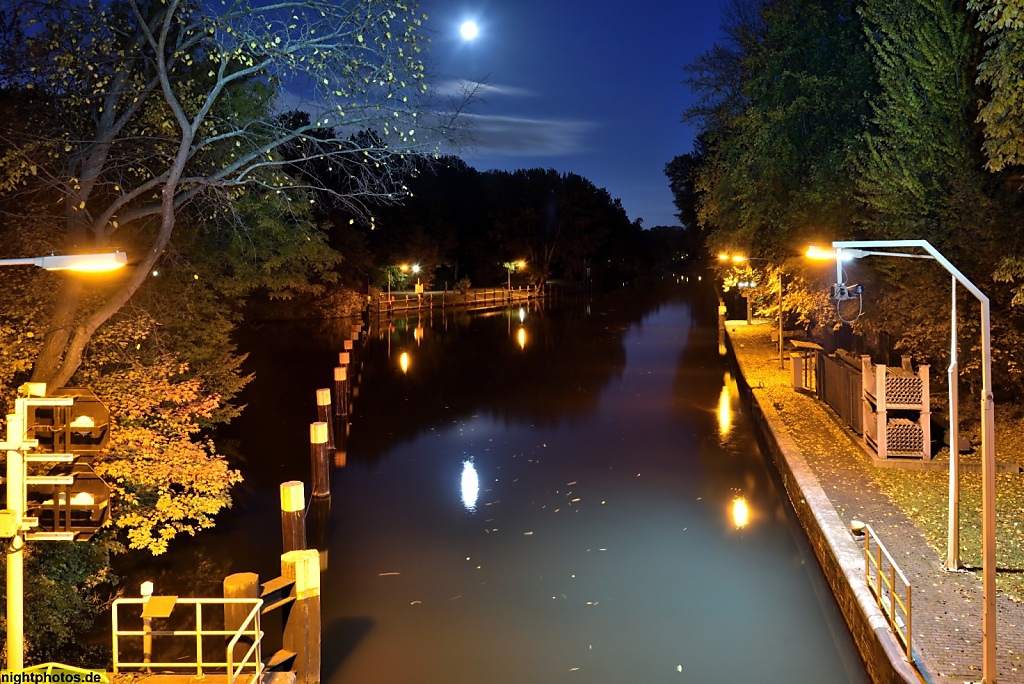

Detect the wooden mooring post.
[
  {"left": 315, "top": 388, "right": 335, "bottom": 450},
  {"left": 282, "top": 549, "right": 321, "bottom": 684},
  {"left": 343, "top": 338, "right": 354, "bottom": 369},
  {"left": 223, "top": 571, "right": 259, "bottom": 661},
  {"left": 310, "top": 422, "right": 330, "bottom": 498},
  {"left": 280, "top": 480, "right": 306, "bottom": 553}
]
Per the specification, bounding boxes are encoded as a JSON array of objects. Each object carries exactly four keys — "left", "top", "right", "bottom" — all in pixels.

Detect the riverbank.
[{"left": 726, "top": 319, "right": 1024, "bottom": 683}]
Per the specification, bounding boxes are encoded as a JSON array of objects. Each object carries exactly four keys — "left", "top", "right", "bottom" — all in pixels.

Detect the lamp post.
[
  {"left": 504, "top": 260, "right": 526, "bottom": 299},
  {"left": 831, "top": 239, "right": 996, "bottom": 683},
  {"left": 717, "top": 254, "right": 784, "bottom": 366},
  {"left": 0, "top": 250, "right": 126, "bottom": 670}
]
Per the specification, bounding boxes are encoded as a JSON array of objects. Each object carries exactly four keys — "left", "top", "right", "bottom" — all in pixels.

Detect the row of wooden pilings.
[{"left": 225, "top": 321, "right": 367, "bottom": 684}]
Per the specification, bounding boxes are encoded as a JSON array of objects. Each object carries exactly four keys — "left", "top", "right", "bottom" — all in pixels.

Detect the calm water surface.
[{"left": 128, "top": 281, "right": 868, "bottom": 683}]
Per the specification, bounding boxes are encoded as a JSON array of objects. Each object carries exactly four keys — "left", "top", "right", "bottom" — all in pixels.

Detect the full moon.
[{"left": 460, "top": 20, "right": 479, "bottom": 41}]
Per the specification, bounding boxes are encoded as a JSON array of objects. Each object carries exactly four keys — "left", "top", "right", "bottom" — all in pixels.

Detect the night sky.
[{"left": 421, "top": 0, "right": 728, "bottom": 229}]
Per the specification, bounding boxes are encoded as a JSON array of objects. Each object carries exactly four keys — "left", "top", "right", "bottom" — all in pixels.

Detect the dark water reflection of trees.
[{"left": 231, "top": 281, "right": 698, "bottom": 467}]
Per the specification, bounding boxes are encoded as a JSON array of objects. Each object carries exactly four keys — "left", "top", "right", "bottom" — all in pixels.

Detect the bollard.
[
  {"left": 280, "top": 481, "right": 306, "bottom": 553},
  {"left": 315, "top": 388, "right": 335, "bottom": 450},
  {"left": 282, "top": 549, "right": 321, "bottom": 684},
  {"left": 338, "top": 351, "right": 350, "bottom": 366},
  {"left": 310, "top": 422, "right": 330, "bottom": 498},
  {"left": 343, "top": 339, "right": 355, "bottom": 371},
  {"left": 141, "top": 581, "right": 154, "bottom": 671},
  {"left": 224, "top": 572, "right": 259, "bottom": 662},
  {"left": 334, "top": 367, "right": 349, "bottom": 416}
]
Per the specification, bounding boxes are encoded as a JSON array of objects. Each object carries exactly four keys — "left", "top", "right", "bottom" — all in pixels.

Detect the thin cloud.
[
  {"left": 433, "top": 79, "right": 537, "bottom": 99},
  {"left": 454, "top": 113, "right": 597, "bottom": 157}
]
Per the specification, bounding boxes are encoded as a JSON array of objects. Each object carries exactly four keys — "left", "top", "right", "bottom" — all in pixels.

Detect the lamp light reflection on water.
[
  {"left": 731, "top": 496, "right": 750, "bottom": 528},
  {"left": 517, "top": 327, "right": 527, "bottom": 350},
  {"left": 717, "top": 385, "right": 732, "bottom": 437},
  {"left": 461, "top": 460, "right": 479, "bottom": 512},
  {"left": 518, "top": 307, "right": 526, "bottom": 323},
  {"left": 399, "top": 351, "right": 410, "bottom": 374}
]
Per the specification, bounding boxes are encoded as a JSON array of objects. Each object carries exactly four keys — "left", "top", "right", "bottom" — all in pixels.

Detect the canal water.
[{"left": 125, "top": 279, "right": 869, "bottom": 683}]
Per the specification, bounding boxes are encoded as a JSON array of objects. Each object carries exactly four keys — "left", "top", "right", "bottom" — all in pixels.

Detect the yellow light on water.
[
  {"left": 731, "top": 497, "right": 750, "bottom": 528},
  {"left": 461, "top": 460, "right": 479, "bottom": 512},
  {"left": 399, "top": 351, "right": 410, "bottom": 374},
  {"left": 517, "top": 327, "right": 527, "bottom": 350},
  {"left": 717, "top": 384, "right": 732, "bottom": 437}
]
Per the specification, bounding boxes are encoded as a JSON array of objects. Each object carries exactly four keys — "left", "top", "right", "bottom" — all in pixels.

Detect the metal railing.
[
  {"left": 863, "top": 524, "right": 912, "bottom": 659},
  {"left": 111, "top": 597, "right": 264, "bottom": 684},
  {"left": 375, "top": 287, "right": 540, "bottom": 314}
]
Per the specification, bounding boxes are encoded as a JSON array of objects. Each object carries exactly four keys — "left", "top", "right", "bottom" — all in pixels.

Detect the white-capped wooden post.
[
  {"left": 343, "top": 338, "right": 354, "bottom": 366},
  {"left": 282, "top": 549, "right": 321, "bottom": 684},
  {"left": 224, "top": 572, "right": 259, "bottom": 661},
  {"left": 310, "top": 422, "right": 330, "bottom": 498},
  {"left": 280, "top": 481, "right": 306, "bottom": 553},
  {"left": 315, "top": 389, "right": 335, "bottom": 450},
  {"left": 141, "top": 581, "right": 154, "bottom": 670}
]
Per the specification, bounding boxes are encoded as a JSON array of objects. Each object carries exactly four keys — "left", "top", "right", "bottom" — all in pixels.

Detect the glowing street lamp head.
[
  {"left": 805, "top": 245, "right": 856, "bottom": 261},
  {"left": 47, "top": 250, "right": 128, "bottom": 272},
  {"left": 0, "top": 250, "right": 128, "bottom": 273},
  {"left": 717, "top": 253, "right": 748, "bottom": 264}
]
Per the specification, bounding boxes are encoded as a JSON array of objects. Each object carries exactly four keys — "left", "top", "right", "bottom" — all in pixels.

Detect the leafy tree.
[
  {"left": 482, "top": 169, "right": 629, "bottom": 287},
  {"left": 856, "top": 0, "right": 985, "bottom": 237},
  {"left": 0, "top": 541, "right": 116, "bottom": 666},
  {"left": 685, "top": 0, "right": 874, "bottom": 261},
  {"left": 970, "top": 0, "right": 1024, "bottom": 172},
  {"left": 0, "top": 0, "right": 461, "bottom": 391}
]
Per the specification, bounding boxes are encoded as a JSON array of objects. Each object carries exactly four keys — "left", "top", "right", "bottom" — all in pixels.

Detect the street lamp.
[
  {"left": 0, "top": 250, "right": 127, "bottom": 272},
  {"left": 0, "top": 249, "right": 125, "bottom": 670},
  {"left": 831, "top": 239, "right": 997, "bottom": 683},
  {"left": 504, "top": 260, "right": 526, "bottom": 298},
  {"left": 717, "top": 253, "right": 785, "bottom": 367}
]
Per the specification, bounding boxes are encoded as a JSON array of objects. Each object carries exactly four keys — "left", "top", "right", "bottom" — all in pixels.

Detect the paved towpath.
[{"left": 727, "top": 320, "right": 1024, "bottom": 683}]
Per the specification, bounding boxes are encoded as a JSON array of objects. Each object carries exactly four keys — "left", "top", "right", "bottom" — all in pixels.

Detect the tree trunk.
[{"left": 30, "top": 277, "right": 84, "bottom": 388}]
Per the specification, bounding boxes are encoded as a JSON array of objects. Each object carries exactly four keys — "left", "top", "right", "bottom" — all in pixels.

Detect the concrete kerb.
[{"left": 724, "top": 329, "right": 923, "bottom": 684}]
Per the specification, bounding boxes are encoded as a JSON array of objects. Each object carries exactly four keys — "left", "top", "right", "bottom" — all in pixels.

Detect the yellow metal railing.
[
  {"left": 864, "top": 524, "right": 912, "bottom": 659},
  {"left": 111, "top": 597, "right": 264, "bottom": 684}
]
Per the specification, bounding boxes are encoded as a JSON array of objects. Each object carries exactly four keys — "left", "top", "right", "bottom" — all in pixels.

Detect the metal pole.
[
  {"left": 946, "top": 277, "right": 961, "bottom": 571},
  {"left": 981, "top": 296, "right": 996, "bottom": 683},
  {"left": 5, "top": 410, "right": 24, "bottom": 670},
  {"left": 778, "top": 271, "right": 784, "bottom": 369}
]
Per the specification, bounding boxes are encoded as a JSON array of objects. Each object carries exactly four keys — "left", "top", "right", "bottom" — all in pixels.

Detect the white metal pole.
[
  {"left": 946, "top": 277, "right": 961, "bottom": 571},
  {"left": 981, "top": 296, "right": 996, "bottom": 683},
  {"left": 778, "top": 271, "right": 784, "bottom": 369},
  {"left": 5, "top": 409, "right": 24, "bottom": 670}
]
